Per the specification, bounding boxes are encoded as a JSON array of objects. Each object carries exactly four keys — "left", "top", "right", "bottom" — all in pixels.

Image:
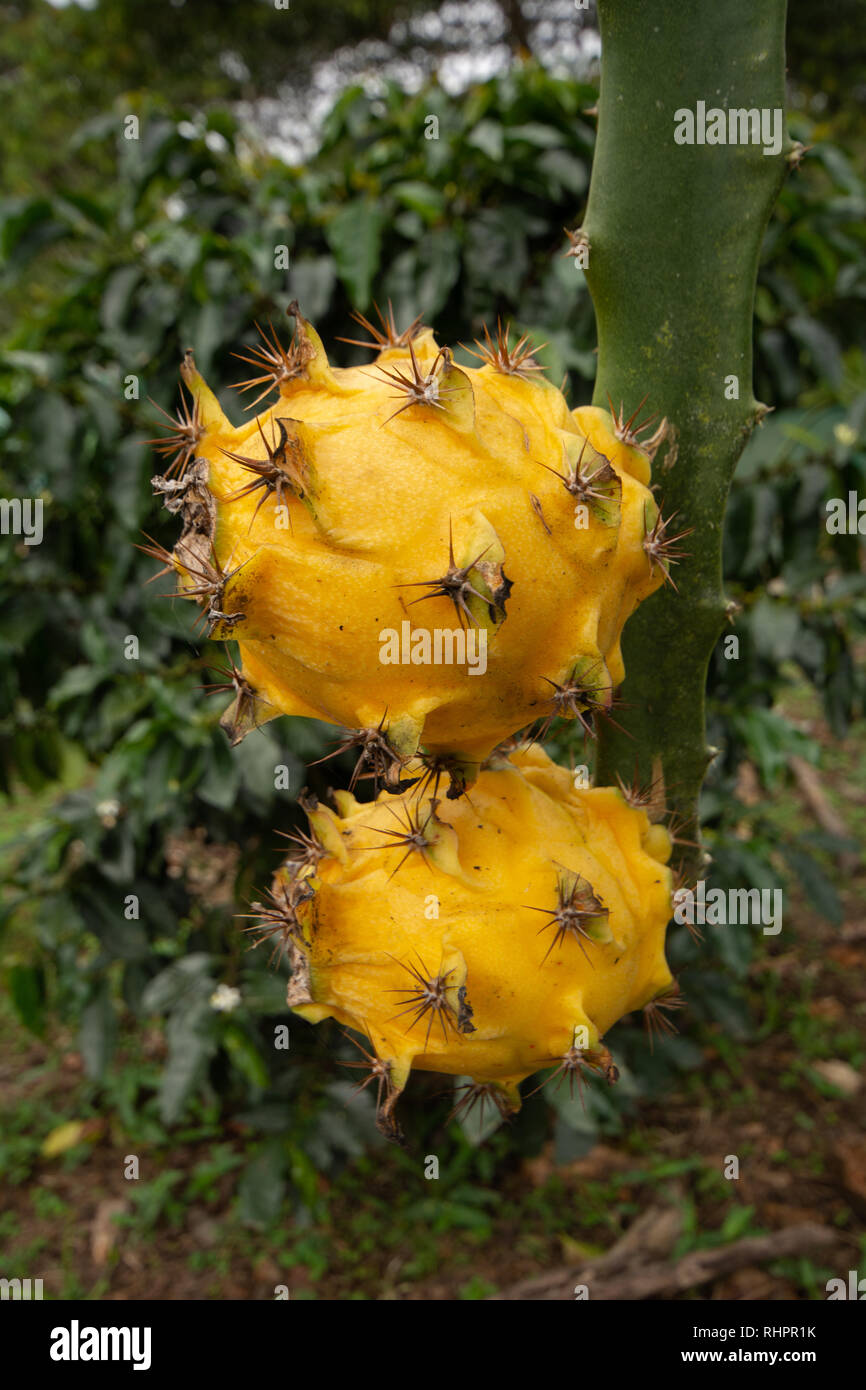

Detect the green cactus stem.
[{"left": 584, "top": 0, "right": 793, "bottom": 871}]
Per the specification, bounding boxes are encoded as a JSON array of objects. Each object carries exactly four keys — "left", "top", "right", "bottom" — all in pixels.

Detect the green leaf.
[
  {"left": 788, "top": 315, "right": 843, "bottom": 386},
  {"left": 233, "top": 727, "right": 292, "bottom": 803},
  {"left": 720, "top": 1205, "right": 758, "bottom": 1241},
  {"left": 6, "top": 963, "right": 46, "bottom": 1036},
  {"left": 79, "top": 982, "right": 117, "bottom": 1080},
  {"left": 731, "top": 707, "right": 815, "bottom": 786},
  {"left": 466, "top": 120, "right": 504, "bottom": 162},
  {"left": 390, "top": 181, "right": 446, "bottom": 223},
  {"left": 47, "top": 665, "right": 107, "bottom": 708},
  {"left": 0, "top": 197, "right": 68, "bottom": 266},
  {"left": 780, "top": 844, "right": 843, "bottom": 925},
  {"left": 222, "top": 1022, "right": 270, "bottom": 1092},
  {"left": 77, "top": 876, "right": 151, "bottom": 959},
  {"left": 287, "top": 256, "right": 337, "bottom": 320},
  {"left": 506, "top": 123, "right": 566, "bottom": 149},
  {"left": 553, "top": 1111, "right": 598, "bottom": 1163},
  {"left": 288, "top": 1143, "right": 320, "bottom": 1209},
  {"left": 100, "top": 265, "right": 142, "bottom": 335},
  {"left": 238, "top": 1142, "right": 287, "bottom": 1226},
  {"left": 408, "top": 227, "right": 461, "bottom": 319},
  {"left": 182, "top": 298, "right": 236, "bottom": 377},
  {"left": 141, "top": 955, "right": 215, "bottom": 1014},
  {"left": 240, "top": 968, "right": 291, "bottom": 1016},
  {"left": 159, "top": 999, "right": 219, "bottom": 1125},
  {"left": 537, "top": 148, "right": 589, "bottom": 196},
  {"left": 749, "top": 597, "right": 800, "bottom": 662},
  {"left": 325, "top": 200, "right": 384, "bottom": 309},
  {"left": 197, "top": 739, "right": 241, "bottom": 809},
  {"left": 465, "top": 207, "right": 529, "bottom": 303}
]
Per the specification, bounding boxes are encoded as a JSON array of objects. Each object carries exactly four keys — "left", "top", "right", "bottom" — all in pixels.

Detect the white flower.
[
  {"left": 163, "top": 194, "right": 187, "bottom": 222},
  {"left": 209, "top": 984, "right": 242, "bottom": 1013},
  {"left": 95, "top": 798, "right": 121, "bottom": 827},
  {"left": 834, "top": 422, "right": 857, "bottom": 447}
]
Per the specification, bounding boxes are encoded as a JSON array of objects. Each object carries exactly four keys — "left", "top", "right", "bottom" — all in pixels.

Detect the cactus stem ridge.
[{"left": 588, "top": 0, "right": 789, "bottom": 869}]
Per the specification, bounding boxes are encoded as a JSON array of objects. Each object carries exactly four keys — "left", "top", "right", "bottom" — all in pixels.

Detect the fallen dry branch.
[
  {"left": 491, "top": 1214, "right": 837, "bottom": 1301},
  {"left": 790, "top": 755, "right": 860, "bottom": 873}
]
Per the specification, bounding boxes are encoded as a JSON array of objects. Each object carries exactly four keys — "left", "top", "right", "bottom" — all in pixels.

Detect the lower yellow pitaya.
[{"left": 249, "top": 744, "right": 674, "bottom": 1141}]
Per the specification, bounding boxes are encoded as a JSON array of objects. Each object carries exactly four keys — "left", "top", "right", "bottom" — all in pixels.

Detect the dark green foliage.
[
  {"left": 705, "top": 394, "right": 866, "bottom": 925},
  {"left": 0, "top": 0, "right": 435, "bottom": 197},
  {"left": 1, "top": 64, "right": 864, "bottom": 1175},
  {"left": 786, "top": 0, "right": 866, "bottom": 115}
]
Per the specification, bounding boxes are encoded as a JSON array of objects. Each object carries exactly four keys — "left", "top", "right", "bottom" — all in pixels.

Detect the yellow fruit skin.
[
  {"left": 277, "top": 745, "right": 673, "bottom": 1136},
  {"left": 162, "top": 317, "right": 664, "bottom": 772},
  {"left": 641, "top": 823, "right": 673, "bottom": 864}
]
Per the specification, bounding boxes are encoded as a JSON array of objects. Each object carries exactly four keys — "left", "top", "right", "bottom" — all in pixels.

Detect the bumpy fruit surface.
[
  {"left": 150, "top": 305, "right": 667, "bottom": 786},
  {"left": 258, "top": 744, "right": 674, "bottom": 1140}
]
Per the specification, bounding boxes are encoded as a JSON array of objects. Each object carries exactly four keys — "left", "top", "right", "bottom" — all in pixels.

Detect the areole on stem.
[{"left": 583, "top": 0, "right": 793, "bottom": 874}]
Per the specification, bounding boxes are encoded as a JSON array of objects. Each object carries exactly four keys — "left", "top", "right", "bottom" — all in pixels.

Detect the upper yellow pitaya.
[{"left": 148, "top": 304, "right": 673, "bottom": 789}]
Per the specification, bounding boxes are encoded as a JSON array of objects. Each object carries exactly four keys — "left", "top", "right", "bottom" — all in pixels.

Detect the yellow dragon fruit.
[
  {"left": 248, "top": 744, "right": 675, "bottom": 1141},
  {"left": 146, "top": 304, "right": 679, "bottom": 791}
]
